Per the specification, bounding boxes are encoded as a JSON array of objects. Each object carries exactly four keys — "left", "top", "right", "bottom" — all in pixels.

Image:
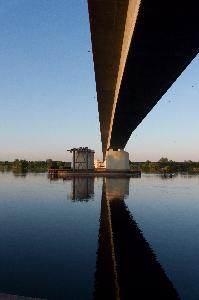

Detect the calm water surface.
[{"left": 0, "top": 172, "right": 199, "bottom": 299}]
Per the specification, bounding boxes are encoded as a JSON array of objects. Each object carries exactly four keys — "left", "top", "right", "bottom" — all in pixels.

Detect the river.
[{"left": 0, "top": 172, "right": 199, "bottom": 299}]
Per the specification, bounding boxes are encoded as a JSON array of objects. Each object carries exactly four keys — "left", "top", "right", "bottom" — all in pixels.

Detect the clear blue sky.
[{"left": 0, "top": 0, "right": 198, "bottom": 162}]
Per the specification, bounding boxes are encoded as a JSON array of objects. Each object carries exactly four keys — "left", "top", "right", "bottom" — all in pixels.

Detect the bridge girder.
[{"left": 88, "top": 0, "right": 199, "bottom": 156}]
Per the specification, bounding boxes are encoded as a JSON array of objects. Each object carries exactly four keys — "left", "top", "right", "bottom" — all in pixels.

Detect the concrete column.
[{"left": 105, "top": 149, "right": 130, "bottom": 171}]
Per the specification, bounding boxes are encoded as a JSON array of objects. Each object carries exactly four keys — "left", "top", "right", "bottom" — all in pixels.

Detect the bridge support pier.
[{"left": 105, "top": 149, "right": 130, "bottom": 171}]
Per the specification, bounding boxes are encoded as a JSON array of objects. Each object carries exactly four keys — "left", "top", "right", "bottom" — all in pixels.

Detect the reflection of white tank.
[
  {"left": 105, "top": 177, "right": 129, "bottom": 201},
  {"left": 68, "top": 147, "right": 95, "bottom": 170}
]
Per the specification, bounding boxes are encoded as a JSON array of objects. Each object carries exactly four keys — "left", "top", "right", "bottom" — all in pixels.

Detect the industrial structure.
[
  {"left": 48, "top": 146, "right": 140, "bottom": 176},
  {"left": 94, "top": 159, "right": 105, "bottom": 169},
  {"left": 67, "top": 147, "right": 129, "bottom": 171},
  {"left": 67, "top": 147, "right": 95, "bottom": 171}
]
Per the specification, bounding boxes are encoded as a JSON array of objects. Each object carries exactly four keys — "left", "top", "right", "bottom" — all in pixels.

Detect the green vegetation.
[
  {"left": 0, "top": 157, "right": 199, "bottom": 174},
  {"left": 0, "top": 159, "right": 70, "bottom": 172},
  {"left": 131, "top": 157, "right": 199, "bottom": 174}
]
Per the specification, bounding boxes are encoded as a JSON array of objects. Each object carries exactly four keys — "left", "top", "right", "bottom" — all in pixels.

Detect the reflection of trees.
[
  {"left": 12, "top": 169, "right": 28, "bottom": 177},
  {"left": 94, "top": 177, "right": 179, "bottom": 300}
]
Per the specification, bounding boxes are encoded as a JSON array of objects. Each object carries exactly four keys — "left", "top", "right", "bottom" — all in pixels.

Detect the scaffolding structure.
[{"left": 67, "top": 147, "right": 95, "bottom": 171}]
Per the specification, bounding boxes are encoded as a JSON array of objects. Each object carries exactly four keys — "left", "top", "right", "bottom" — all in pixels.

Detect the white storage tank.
[{"left": 68, "top": 147, "right": 95, "bottom": 170}]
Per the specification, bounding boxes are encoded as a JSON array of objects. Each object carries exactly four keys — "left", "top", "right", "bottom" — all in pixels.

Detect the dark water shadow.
[{"left": 94, "top": 177, "right": 179, "bottom": 300}]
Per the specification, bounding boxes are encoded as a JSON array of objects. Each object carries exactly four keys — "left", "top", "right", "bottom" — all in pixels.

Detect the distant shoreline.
[{"left": 0, "top": 157, "right": 199, "bottom": 174}]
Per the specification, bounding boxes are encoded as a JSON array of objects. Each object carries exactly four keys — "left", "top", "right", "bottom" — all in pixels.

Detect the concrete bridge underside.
[{"left": 88, "top": 0, "right": 199, "bottom": 156}]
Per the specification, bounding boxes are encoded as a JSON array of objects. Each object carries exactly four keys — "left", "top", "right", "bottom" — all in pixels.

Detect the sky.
[{"left": 0, "top": 0, "right": 198, "bottom": 162}]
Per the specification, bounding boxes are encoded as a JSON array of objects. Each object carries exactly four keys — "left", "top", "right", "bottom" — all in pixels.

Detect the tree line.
[
  {"left": 131, "top": 157, "right": 199, "bottom": 173},
  {"left": 0, "top": 157, "right": 199, "bottom": 173},
  {"left": 0, "top": 159, "right": 70, "bottom": 172}
]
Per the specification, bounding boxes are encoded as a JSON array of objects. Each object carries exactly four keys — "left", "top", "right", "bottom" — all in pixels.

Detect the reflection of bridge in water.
[
  {"left": 65, "top": 176, "right": 180, "bottom": 299},
  {"left": 95, "top": 177, "right": 179, "bottom": 300}
]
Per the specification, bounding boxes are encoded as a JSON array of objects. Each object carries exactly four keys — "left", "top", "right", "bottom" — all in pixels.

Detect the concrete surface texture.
[
  {"left": 88, "top": 0, "right": 140, "bottom": 155},
  {"left": 105, "top": 149, "right": 130, "bottom": 170},
  {"left": 88, "top": 0, "right": 199, "bottom": 153}
]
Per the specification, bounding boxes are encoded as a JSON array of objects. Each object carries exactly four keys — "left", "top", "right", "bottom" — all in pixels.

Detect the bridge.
[{"left": 88, "top": 0, "right": 199, "bottom": 168}]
